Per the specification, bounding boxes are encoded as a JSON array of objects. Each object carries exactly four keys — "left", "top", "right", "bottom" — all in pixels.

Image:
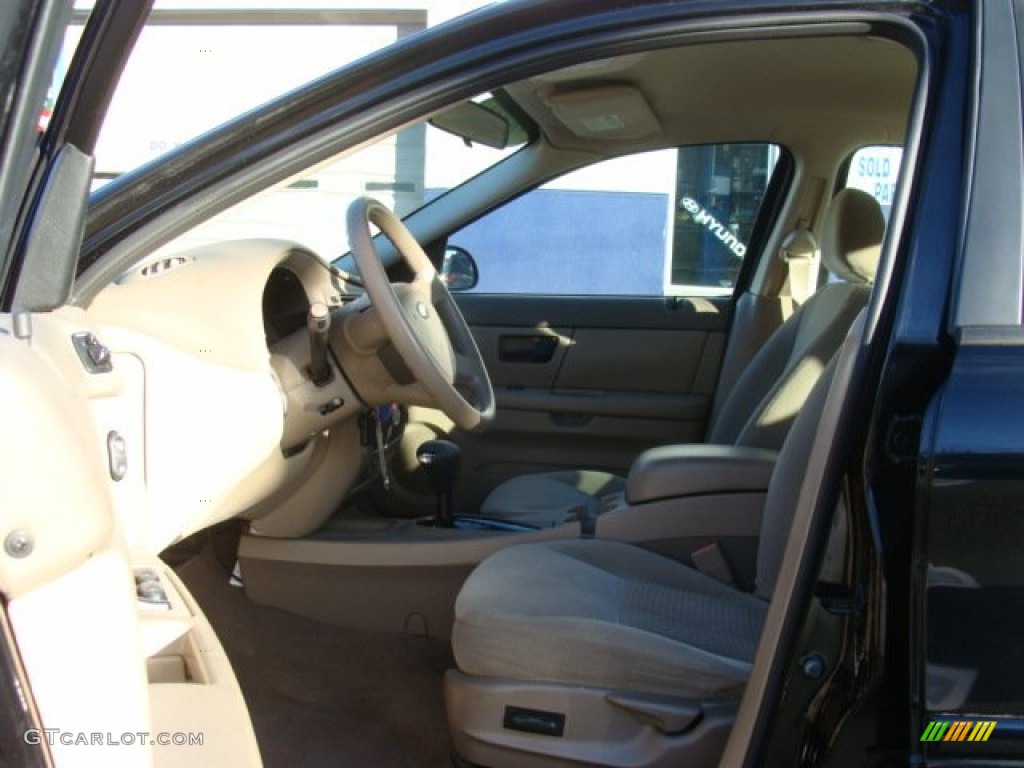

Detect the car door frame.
[
  {"left": 721, "top": 1, "right": 993, "bottom": 764},
  {"left": 33, "top": 1, "right": 970, "bottom": 765},
  {"left": 3, "top": 0, "right": 151, "bottom": 311},
  {"left": 0, "top": 0, "right": 76, "bottom": 303},
  {"left": 903, "top": 0, "right": 1024, "bottom": 762}
]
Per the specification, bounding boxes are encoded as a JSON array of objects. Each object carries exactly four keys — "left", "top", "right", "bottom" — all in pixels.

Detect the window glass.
[
  {"left": 845, "top": 145, "right": 903, "bottom": 220},
  {"left": 91, "top": 6, "right": 414, "bottom": 189},
  {"left": 670, "top": 144, "right": 780, "bottom": 293},
  {"left": 83, "top": 2, "right": 496, "bottom": 188},
  {"left": 40, "top": 35, "right": 78, "bottom": 134},
  {"left": 39, "top": 3, "right": 93, "bottom": 133},
  {"left": 448, "top": 143, "right": 781, "bottom": 296}
]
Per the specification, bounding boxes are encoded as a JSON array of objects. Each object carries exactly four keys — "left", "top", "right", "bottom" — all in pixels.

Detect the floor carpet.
[{"left": 172, "top": 537, "right": 456, "bottom": 767}]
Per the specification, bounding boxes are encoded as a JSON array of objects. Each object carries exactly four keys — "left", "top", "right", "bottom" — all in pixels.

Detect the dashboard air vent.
[{"left": 140, "top": 256, "right": 189, "bottom": 277}]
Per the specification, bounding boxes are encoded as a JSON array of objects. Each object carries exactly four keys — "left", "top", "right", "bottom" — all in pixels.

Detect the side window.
[
  {"left": 844, "top": 145, "right": 903, "bottom": 220},
  {"left": 447, "top": 143, "right": 783, "bottom": 296}
]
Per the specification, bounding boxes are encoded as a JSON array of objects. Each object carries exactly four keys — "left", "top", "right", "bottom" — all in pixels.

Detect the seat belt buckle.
[
  {"left": 574, "top": 505, "right": 596, "bottom": 539},
  {"left": 690, "top": 542, "right": 735, "bottom": 585}
]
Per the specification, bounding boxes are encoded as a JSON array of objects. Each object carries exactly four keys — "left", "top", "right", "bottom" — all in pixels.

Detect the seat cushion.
[
  {"left": 479, "top": 471, "right": 625, "bottom": 528},
  {"left": 452, "top": 539, "right": 768, "bottom": 698}
]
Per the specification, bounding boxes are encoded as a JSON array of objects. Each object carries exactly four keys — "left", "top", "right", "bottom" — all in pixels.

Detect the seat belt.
[
  {"left": 780, "top": 225, "right": 820, "bottom": 308},
  {"left": 780, "top": 176, "right": 827, "bottom": 312}
]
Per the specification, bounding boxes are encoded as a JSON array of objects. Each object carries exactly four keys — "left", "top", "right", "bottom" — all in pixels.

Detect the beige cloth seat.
[
  {"left": 452, "top": 538, "right": 767, "bottom": 698},
  {"left": 480, "top": 188, "right": 884, "bottom": 527},
  {"left": 451, "top": 346, "right": 838, "bottom": 702}
]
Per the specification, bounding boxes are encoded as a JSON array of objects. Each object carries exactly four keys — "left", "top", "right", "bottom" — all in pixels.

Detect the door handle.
[
  {"left": 550, "top": 411, "right": 593, "bottom": 428},
  {"left": 498, "top": 334, "right": 560, "bottom": 363}
]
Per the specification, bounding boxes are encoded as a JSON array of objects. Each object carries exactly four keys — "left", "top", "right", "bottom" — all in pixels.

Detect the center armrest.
[{"left": 626, "top": 444, "right": 778, "bottom": 505}]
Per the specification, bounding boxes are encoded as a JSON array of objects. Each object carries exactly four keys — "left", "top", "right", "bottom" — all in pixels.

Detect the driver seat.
[{"left": 479, "top": 188, "right": 884, "bottom": 528}]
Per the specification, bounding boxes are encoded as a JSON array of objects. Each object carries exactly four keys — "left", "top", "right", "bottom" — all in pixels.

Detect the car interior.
[{"left": 3, "top": 13, "right": 922, "bottom": 768}]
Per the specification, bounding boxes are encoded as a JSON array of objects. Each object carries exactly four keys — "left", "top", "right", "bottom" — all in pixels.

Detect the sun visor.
[{"left": 542, "top": 85, "right": 661, "bottom": 141}]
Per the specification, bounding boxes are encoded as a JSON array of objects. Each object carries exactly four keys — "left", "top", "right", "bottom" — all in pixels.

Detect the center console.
[{"left": 238, "top": 443, "right": 777, "bottom": 639}]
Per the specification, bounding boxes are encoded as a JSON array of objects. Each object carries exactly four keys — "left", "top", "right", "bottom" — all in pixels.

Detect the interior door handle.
[{"left": 498, "top": 335, "right": 559, "bottom": 363}]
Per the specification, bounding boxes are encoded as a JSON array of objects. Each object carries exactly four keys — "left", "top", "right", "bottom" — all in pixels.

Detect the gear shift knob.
[{"left": 416, "top": 439, "right": 460, "bottom": 526}]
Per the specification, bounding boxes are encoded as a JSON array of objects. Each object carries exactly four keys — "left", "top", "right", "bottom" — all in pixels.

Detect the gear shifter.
[{"left": 416, "top": 439, "right": 461, "bottom": 528}]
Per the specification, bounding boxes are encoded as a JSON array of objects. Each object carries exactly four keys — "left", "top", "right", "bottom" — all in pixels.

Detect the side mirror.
[{"left": 441, "top": 246, "right": 478, "bottom": 292}]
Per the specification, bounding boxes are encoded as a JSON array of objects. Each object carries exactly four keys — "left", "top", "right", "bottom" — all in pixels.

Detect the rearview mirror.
[{"left": 429, "top": 101, "right": 510, "bottom": 149}]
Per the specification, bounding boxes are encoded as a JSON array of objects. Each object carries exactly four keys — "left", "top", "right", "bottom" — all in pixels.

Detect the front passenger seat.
[
  {"left": 446, "top": 324, "right": 856, "bottom": 767},
  {"left": 480, "top": 188, "right": 884, "bottom": 528}
]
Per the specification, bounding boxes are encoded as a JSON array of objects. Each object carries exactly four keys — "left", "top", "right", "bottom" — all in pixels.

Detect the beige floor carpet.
[{"left": 172, "top": 533, "right": 455, "bottom": 767}]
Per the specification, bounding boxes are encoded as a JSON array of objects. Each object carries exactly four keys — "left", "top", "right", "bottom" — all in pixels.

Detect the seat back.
[
  {"left": 753, "top": 350, "right": 838, "bottom": 599},
  {"left": 707, "top": 188, "right": 884, "bottom": 451}
]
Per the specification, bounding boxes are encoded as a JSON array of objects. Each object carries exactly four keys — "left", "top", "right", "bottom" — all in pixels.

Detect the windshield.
[
  {"left": 151, "top": 93, "right": 529, "bottom": 259},
  {"left": 57, "top": 1, "right": 495, "bottom": 189}
]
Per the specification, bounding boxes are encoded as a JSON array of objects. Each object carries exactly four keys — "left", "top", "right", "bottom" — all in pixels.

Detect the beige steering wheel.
[{"left": 346, "top": 197, "right": 494, "bottom": 431}]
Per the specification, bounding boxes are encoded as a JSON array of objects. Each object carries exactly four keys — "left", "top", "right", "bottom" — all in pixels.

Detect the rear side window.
[
  {"left": 447, "top": 142, "right": 785, "bottom": 296},
  {"left": 844, "top": 145, "right": 903, "bottom": 220}
]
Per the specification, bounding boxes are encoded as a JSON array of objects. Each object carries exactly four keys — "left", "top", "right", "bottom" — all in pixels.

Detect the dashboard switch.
[
  {"left": 318, "top": 397, "right": 344, "bottom": 415},
  {"left": 134, "top": 568, "right": 171, "bottom": 611},
  {"left": 72, "top": 332, "right": 113, "bottom": 373},
  {"left": 107, "top": 431, "right": 127, "bottom": 481}
]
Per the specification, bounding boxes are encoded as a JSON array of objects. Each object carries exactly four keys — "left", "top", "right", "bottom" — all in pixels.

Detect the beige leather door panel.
[
  {"left": 552, "top": 328, "right": 712, "bottom": 391},
  {"left": 472, "top": 325, "right": 573, "bottom": 387}
]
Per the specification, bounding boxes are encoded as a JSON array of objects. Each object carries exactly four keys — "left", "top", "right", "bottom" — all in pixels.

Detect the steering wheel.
[{"left": 346, "top": 197, "right": 494, "bottom": 432}]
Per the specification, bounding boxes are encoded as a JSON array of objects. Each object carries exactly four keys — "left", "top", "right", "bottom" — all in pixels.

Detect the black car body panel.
[
  {"left": 0, "top": 0, "right": 74, "bottom": 303},
  {"left": 917, "top": 337, "right": 1024, "bottom": 759},
  {"left": 863, "top": 1, "right": 1024, "bottom": 765}
]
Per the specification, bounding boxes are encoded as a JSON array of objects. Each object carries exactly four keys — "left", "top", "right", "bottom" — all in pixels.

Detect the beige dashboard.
[{"left": 85, "top": 239, "right": 370, "bottom": 551}]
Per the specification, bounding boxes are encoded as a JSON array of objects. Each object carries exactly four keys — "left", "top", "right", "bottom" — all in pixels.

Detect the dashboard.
[{"left": 86, "top": 239, "right": 372, "bottom": 548}]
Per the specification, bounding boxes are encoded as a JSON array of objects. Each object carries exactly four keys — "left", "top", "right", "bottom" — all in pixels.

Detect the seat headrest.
[{"left": 821, "top": 188, "right": 885, "bottom": 284}]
